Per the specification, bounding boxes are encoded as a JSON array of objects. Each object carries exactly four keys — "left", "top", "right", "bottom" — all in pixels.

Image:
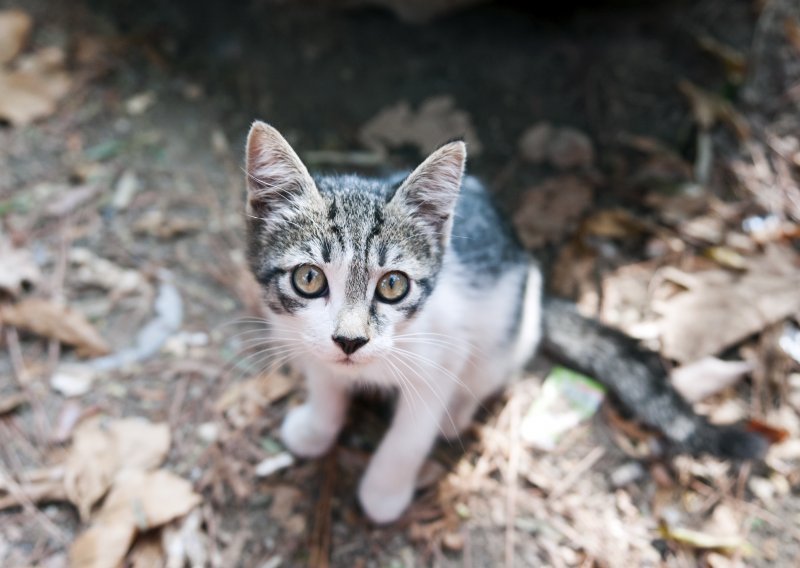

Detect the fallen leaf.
[
  {"left": 69, "top": 247, "right": 148, "bottom": 297},
  {"left": 359, "top": 96, "right": 482, "bottom": 156},
  {"left": 658, "top": 244, "right": 800, "bottom": 362},
  {"left": 679, "top": 80, "right": 750, "bottom": 139},
  {"left": 512, "top": 176, "right": 594, "bottom": 248},
  {"left": 216, "top": 371, "right": 295, "bottom": 428},
  {"left": 744, "top": 419, "right": 790, "bottom": 445},
  {"left": 69, "top": 517, "right": 137, "bottom": 568},
  {"left": 64, "top": 416, "right": 170, "bottom": 520},
  {"left": 128, "top": 533, "right": 165, "bottom": 568},
  {"left": 162, "top": 508, "right": 208, "bottom": 568},
  {"left": 0, "top": 236, "right": 40, "bottom": 298},
  {"left": 671, "top": 357, "right": 754, "bottom": 403},
  {"left": 0, "top": 9, "right": 32, "bottom": 64},
  {"left": 70, "top": 470, "right": 200, "bottom": 568},
  {"left": 0, "top": 298, "right": 110, "bottom": 358},
  {"left": 0, "top": 47, "right": 71, "bottom": 126},
  {"left": 659, "top": 522, "right": 754, "bottom": 555},
  {"left": 133, "top": 210, "right": 203, "bottom": 239}
]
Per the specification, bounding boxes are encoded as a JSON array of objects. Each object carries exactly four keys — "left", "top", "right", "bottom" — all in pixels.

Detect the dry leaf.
[
  {"left": 69, "top": 517, "right": 137, "bottom": 568},
  {"left": 678, "top": 80, "right": 750, "bottom": 139},
  {"left": 70, "top": 470, "right": 200, "bottom": 568},
  {"left": 0, "top": 237, "right": 40, "bottom": 298},
  {"left": 162, "top": 508, "right": 209, "bottom": 568},
  {"left": 0, "top": 47, "right": 71, "bottom": 126},
  {"left": 133, "top": 210, "right": 203, "bottom": 239},
  {"left": 659, "top": 522, "right": 753, "bottom": 555},
  {"left": 0, "top": 298, "right": 110, "bottom": 358},
  {"left": 671, "top": 357, "right": 754, "bottom": 403},
  {"left": 215, "top": 372, "right": 295, "bottom": 427},
  {"left": 0, "top": 9, "right": 32, "bottom": 64},
  {"left": 64, "top": 416, "right": 170, "bottom": 520},
  {"left": 512, "top": 176, "right": 594, "bottom": 248},
  {"left": 658, "top": 245, "right": 800, "bottom": 362},
  {"left": 129, "top": 534, "right": 165, "bottom": 568},
  {"left": 359, "top": 96, "right": 482, "bottom": 156}
]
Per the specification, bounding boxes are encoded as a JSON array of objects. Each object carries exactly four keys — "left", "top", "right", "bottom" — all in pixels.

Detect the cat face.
[{"left": 244, "top": 122, "right": 466, "bottom": 373}]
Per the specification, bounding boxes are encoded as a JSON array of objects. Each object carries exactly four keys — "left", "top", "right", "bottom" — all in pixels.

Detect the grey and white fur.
[{"left": 243, "top": 121, "right": 767, "bottom": 524}]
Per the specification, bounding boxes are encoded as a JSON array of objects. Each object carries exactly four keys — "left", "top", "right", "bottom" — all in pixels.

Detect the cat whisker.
[{"left": 387, "top": 353, "right": 465, "bottom": 451}]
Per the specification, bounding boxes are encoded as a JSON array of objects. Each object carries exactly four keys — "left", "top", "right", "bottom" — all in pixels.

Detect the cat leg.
[
  {"left": 440, "top": 388, "right": 481, "bottom": 440},
  {"left": 358, "top": 380, "right": 454, "bottom": 523},
  {"left": 440, "top": 362, "right": 509, "bottom": 440},
  {"left": 281, "top": 370, "right": 348, "bottom": 458}
]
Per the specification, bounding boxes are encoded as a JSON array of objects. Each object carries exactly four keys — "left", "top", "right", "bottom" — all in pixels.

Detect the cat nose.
[{"left": 332, "top": 335, "right": 369, "bottom": 355}]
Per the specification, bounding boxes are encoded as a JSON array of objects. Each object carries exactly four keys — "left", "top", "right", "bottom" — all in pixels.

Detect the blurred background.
[{"left": 1, "top": 0, "right": 799, "bottom": 566}]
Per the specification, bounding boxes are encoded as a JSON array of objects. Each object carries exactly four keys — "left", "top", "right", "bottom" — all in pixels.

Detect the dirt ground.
[{"left": 1, "top": 0, "right": 799, "bottom": 566}]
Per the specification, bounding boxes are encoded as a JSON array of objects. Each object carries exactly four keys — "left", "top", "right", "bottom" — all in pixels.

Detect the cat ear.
[
  {"left": 245, "top": 121, "right": 318, "bottom": 217},
  {"left": 392, "top": 141, "right": 466, "bottom": 236}
]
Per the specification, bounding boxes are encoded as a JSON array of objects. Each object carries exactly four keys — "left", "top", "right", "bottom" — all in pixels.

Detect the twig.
[
  {"left": 0, "top": 427, "right": 69, "bottom": 545},
  {"left": 548, "top": 446, "right": 605, "bottom": 500},
  {"left": 308, "top": 449, "right": 337, "bottom": 568},
  {"left": 504, "top": 397, "right": 522, "bottom": 568}
]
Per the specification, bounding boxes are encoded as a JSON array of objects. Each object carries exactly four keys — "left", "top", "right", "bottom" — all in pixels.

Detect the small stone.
[
  {"left": 609, "top": 462, "right": 645, "bottom": 488},
  {"left": 197, "top": 422, "right": 219, "bottom": 444},
  {"left": 50, "top": 365, "right": 96, "bottom": 397},
  {"left": 254, "top": 452, "right": 295, "bottom": 478}
]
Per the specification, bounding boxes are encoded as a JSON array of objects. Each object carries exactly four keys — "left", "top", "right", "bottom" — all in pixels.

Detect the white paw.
[
  {"left": 280, "top": 404, "right": 337, "bottom": 458},
  {"left": 358, "top": 472, "right": 414, "bottom": 524}
]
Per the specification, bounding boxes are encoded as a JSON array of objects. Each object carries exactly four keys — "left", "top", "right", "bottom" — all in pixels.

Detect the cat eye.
[
  {"left": 291, "top": 264, "right": 328, "bottom": 298},
  {"left": 375, "top": 271, "right": 409, "bottom": 303}
]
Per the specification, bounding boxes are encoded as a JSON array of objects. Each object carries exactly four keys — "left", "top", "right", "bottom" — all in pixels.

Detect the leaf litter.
[{"left": 1, "top": 2, "right": 800, "bottom": 567}]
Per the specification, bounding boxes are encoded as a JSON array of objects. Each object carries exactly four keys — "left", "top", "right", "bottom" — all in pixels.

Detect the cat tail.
[{"left": 540, "top": 297, "right": 769, "bottom": 460}]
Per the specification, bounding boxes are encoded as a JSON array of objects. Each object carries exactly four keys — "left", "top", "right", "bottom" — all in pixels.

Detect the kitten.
[{"left": 243, "top": 121, "right": 767, "bottom": 524}]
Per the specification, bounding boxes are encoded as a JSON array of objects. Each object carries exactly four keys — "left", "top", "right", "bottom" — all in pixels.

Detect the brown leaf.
[
  {"left": 671, "top": 357, "right": 754, "bottom": 403},
  {"left": 0, "top": 298, "right": 110, "bottom": 358},
  {"left": 0, "top": 9, "right": 32, "bottom": 64},
  {"left": 105, "top": 469, "right": 201, "bottom": 530},
  {"left": 745, "top": 419, "right": 790, "bottom": 444},
  {"left": 64, "top": 417, "right": 171, "bottom": 520},
  {"left": 678, "top": 80, "right": 750, "bottom": 139},
  {"left": 659, "top": 244, "right": 800, "bottom": 362},
  {"left": 69, "top": 518, "right": 137, "bottom": 568},
  {"left": 359, "top": 96, "right": 482, "bottom": 156},
  {"left": 70, "top": 470, "right": 200, "bottom": 568},
  {"left": 162, "top": 509, "right": 209, "bottom": 568},
  {"left": 0, "top": 46, "right": 71, "bottom": 126},
  {"left": 215, "top": 372, "right": 295, "bottom": 427},
  {"left": 128, "top": 533, "right": 165, "bottom": 568},
  {"left": 512, "top": 176, "right": 594, "bottom": 248}
]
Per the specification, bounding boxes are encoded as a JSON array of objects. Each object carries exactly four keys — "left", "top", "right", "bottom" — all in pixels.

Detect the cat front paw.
[
  {"left": 280, "top": 404, "right": 337, "bottom": 458},
  {"left": 358, "top": 473, "right": 414, "bottom": 524}
]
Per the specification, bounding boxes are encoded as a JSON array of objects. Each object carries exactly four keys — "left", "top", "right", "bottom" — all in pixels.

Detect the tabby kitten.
[{"left": 243, "top": 121, "right": 766, "bottom": 523}]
